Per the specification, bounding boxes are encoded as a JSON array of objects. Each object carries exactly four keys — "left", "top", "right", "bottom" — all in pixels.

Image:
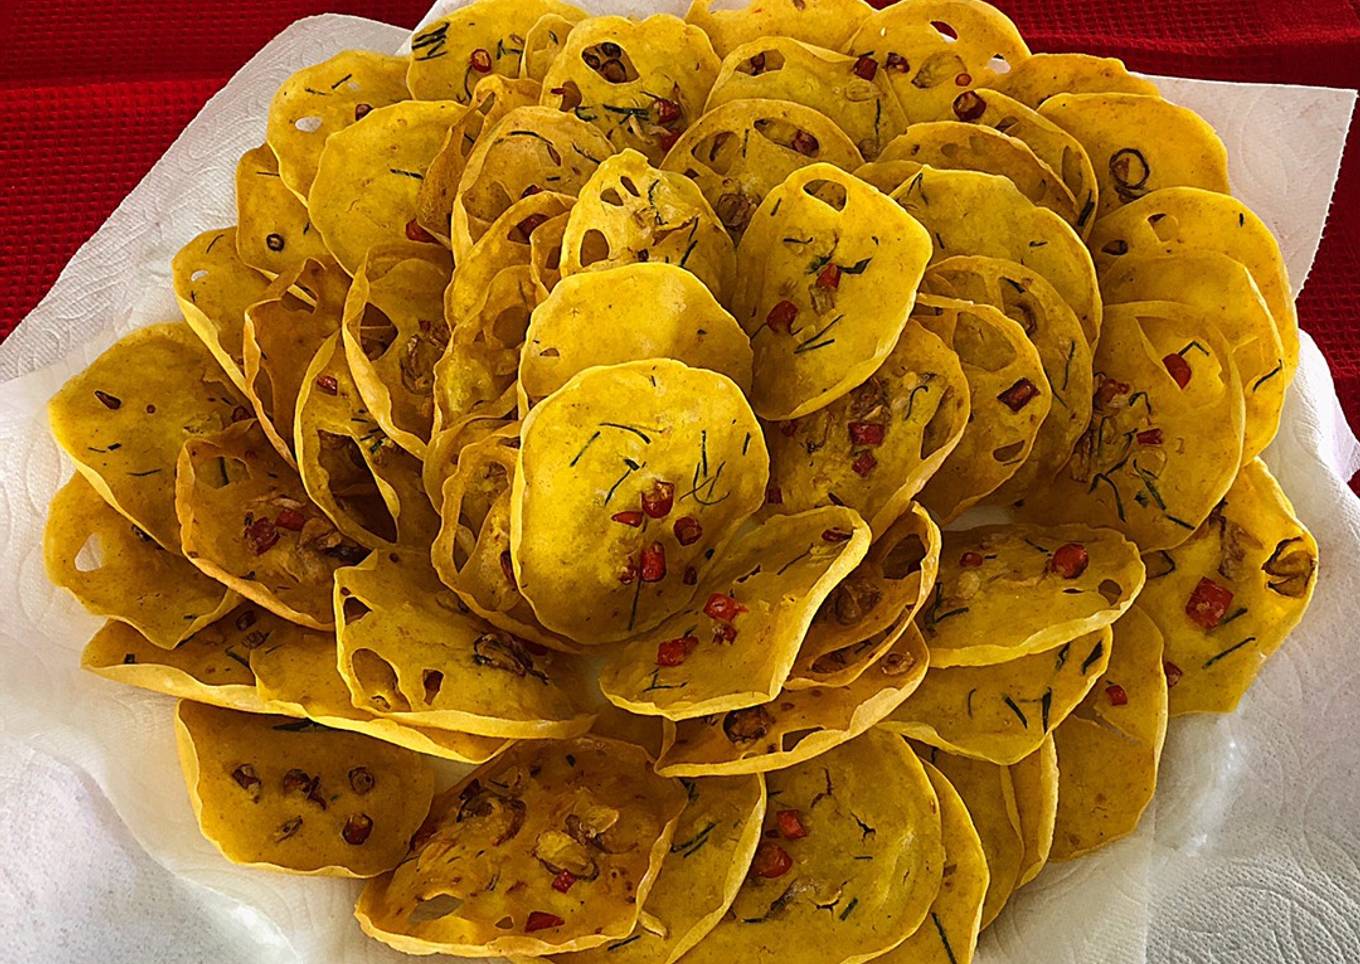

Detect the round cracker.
[
  {"left": 685, "top": 0, "right": 872, "bottom": 59},
  {"left": 990, "top": 52, "right": 1160, "bottom": 110}
]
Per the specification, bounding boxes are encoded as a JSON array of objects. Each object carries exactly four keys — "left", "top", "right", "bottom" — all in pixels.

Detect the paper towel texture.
[{"left": 0, "top": 7, "right": 1357, "bottom": 963}]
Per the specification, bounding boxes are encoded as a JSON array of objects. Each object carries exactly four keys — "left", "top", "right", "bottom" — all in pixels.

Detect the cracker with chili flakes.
[
  {"left": 308, "top": 102, "right": 465, "bottom": 276},
  {"left": 356, "top": 736, "right": 686, "bottom": 957},
  {"left": 733, "top": 163, "right": 934, "bottom": 421},
  {"left": 764, "top": 320, "right": 968, "bottom": 536},
  {"left": 540, "top": 14, "right": 720, "bottom": 165},
  {"left": 1009, "top": 735, "right": 1058, "bottom": 887},
  {"left": 46, "top": 474, "right": 236, "bottom": 650},
  {"left": 241, "top": 256, "right": 351, "bottom": 468},
  {"left": 174, "top": 700, "right": 435, "bottom": 877},
  {"left": 265, "top": 50, "right": 410, "bottom": 202},
  {"left": 990, "top": 51, "right": 1161, "bottom": 111},
  {"left": 522, "top": 12, "right": 580, "bottom": 82},
  {"left": 234, "top": 144, "right": 331, "bottom": 279},
  {"left": 913, "top": 741, "right": 1023, "bottom": 929},
  {"left": 922, "top": 255, "right": 1094, "bottom": 503},
  {"left": 1025, "top": 300, "right": 1246, "bottom": 552},
  {"left": 599, "top": 506, "right": 870, "bottom": 719},
  {"left": 848, "top": 0, "right": 1031, "bottom": 123},
  {"left": 884, "top": 626, "right": 1111, "bottom": 765},
  {"left": 451, "top": 105, "right": 613, "bottom": 258},
  {"left": 787, "top": 502, "right": 940, "bottom": 690},
  {"left": 432, "top": 429, "right": 582, "bottom": 653},
  {"left": 913, "top": 294, "right": 1051, "bottom": 522},
  {"left": 249, "top": 625, "right": 510, "bottom": 765},
  {"left": 706, "top": 37, "right": 909, "bottom": 160},
  {"left": 680, "top": 729, "right": 943, "bottom": 964},
  {"left": 654, "top": 623, "right": 927, "bottom": 777},
  {"left": 175, "top": 419, "right": 368, "bottom": 630},
  {"left": 921, "top": 522, "right": 1144, "bottom": 668},
  {"left": 890, "top": 165, "right": 1102, "bottom": 343},
  {"left": 49, "top": 322, "right": 248, "bottom": 552},
  {"left": 559, "top": 149, "right": 736, "bottom": 301},
  {"left": 335, "top": 547, "right": 593, "bottom": 738},
  {"left": 1039, "top": 92, "right": 1230, "bottom": 226},
  {"left": 511, "top": 358, "right": 768, "bottom": 644},
  {"left": 81, "top": 613, "right": 279, "bottom": 715},
  {"left": 876, "top": 760, "right": 988, "bottom": 964},
  {"left": 1089, "top": 186, "right": 1299, "bottom": 375},
  {"left": 1135, "top": 458, "right": 1317, "bottom": 715},
  {"left": 295, "top": 335, "right": 439, "bottom": 550},
  {"left": 543, "top": 774, "right": 767, "bottom": 964},
  {"left": 406, "top": 0, "right": 586, "bottom": 102},
  {"left": 520, "top": 263, "right": 752, "bottom": 410},
  {"left": 1100, "top": 252, "right": 1286, "bottom": 463},
  {"left": 659, "top": 98, "right": 864, "bottom": 238},
  {"left": 1051, "top": 606, "right": 1168, "bottom": 859},
  {"left": 339, "top": 243, "right": 453, "bottom": 460},
  {"left": 685, "top": 0, "right": 872, "bottom": 60},
  {"left": 415, "top": 75, "right": 543, "bottom": 244},
  {"left": 171, "top": 227, "right": 274, "bottom": 393},
  {"left": 924, "top": 87, "right": 1101, "bottom": 237}
]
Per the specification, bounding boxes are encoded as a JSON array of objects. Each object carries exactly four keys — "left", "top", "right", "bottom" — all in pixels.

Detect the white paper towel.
[{"left": 0, "top": 6, "right": 1357, "bottom": 963}]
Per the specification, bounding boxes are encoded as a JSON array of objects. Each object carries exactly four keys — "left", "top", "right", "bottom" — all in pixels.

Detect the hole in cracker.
[
  {"left": 803, "top": 178, "right": 848, "bottom": 211},
  {"left": 293, "top": 115, "right": 323, "bottom": 133},
  {"left": 579, "top": 229, "right": 611, "bottom": 267},
  {"left": 74, "top": 534, "right": 104, "bottom": 573}
]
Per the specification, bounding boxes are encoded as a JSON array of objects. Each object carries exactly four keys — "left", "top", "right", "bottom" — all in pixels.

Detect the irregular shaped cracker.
[
  {"left": 1010, "top": 735, "right": 1058, "bottom": 888},
  {"left": 234, "top": 144, "right": 330, "bottom": 278},
  {"left": 990, "top": 52, "right": 1160, "bottom": 110},
  {"left": 172, "top": 227, "right": 274, "bottom": 392},
  {"left": 685, "top": 0, "right": 872, "bottom": 59}
]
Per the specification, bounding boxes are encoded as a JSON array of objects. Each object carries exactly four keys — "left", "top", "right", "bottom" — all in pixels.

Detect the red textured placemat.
[{"left": 2, "top": 0, "right": 1358, "bottom": 468}]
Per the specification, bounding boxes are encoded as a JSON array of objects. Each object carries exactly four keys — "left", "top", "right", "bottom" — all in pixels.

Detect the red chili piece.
[
  {"left": 611, "top": 510, "right": 644, "bottom": 527},
  {"left": 955, "top": 72, "right": 973, "bottom": 86},
  {"left": 642, "top": 481, "right": 675, "bottom": 519},
  {"left": 959, "top": 551, "right": 984, "bottom": 568},
  {"left": 1163, "top": 352, "right": 1192, "bottom": 388},
  {"left": 748, "top": 52, "right": 767, "bottom": 73},
  {"left": 469, "top": 48, "right": 493, "bottom": 73},
  {"left": 997, "top": 378, "right": 1039, "bottom": 412},
  {"left": 656, "top": 635, "right": 699, "bottom": 667},
  {"left": 551, "top": 870, "right": 577, "bottom": 893},
  {"left": 658, "top": 129, "right": 681, "bottom": 153},
  {"left": 525, "top": 911, "right": 565, "bottom": 933},
  {"left": 776, "top": 809, "right": 808, "bottom": 840},
  {"left": 1163, "top": 660, "right": 1184, "bottom": 688},
  {"left": 704, "top": 592, "right": 746, "bottom": 623},
  {"left": 952, "top": 91, "right": 985, "bottom": 121},
  {"left": 274, "top": 508, "right": 306, "bottom": 531},
  {"left": 315, "top": 374, "right": 339, "bottom": 395},
  {"left": 851, "top": 451, "right": 877, "bottom": 478},
  {"left": 790, "top": 129, "right": 820, "bottom": 156},
  {"left": 885, "top": 52, "right": 910, "bottom": 73},
  {"left": 816, "top": 262, "right": 841, "bottom": 289},
  {"left": 1185, "top": 577, "right": 1233, "bottom": 629},
  {"left": 852, "top": 55, "right": 878, "bottom": 80},
  {"left": 245, "top": 518, "right": 280, "bottom": 555},
  {"left": 713, "top": 622, "right": 739, "bottom": 644},
  {"left": 848, "top": 421, "right": 885, "bottom": 446},
  {"left": 683, "top": 565, "right": 698, "bottom": 586},
  {"left": 1048, "top": 543, "right": 1089, "bottom": 579},
  {"left": 766, "top": 299, "right": 799, "bottom": 334},
  {"left": 673, "top": 516, "right": 703, "bottom": 546},
  {"left": 1105, "top": 683, "right": 1128, "bottom": 706},
  {"left": 1094, "top": 377, "right": 1130, "bottom": 408},
  {"left": 750, "top": 841, "right": 793, "bottom": 879},
  {"left": 640, "top": 542, "right": 667, "bottom": 582},
  {"left": 405, "top": 219, "right": 437, "bottom": 243},
  {"left": 821, "top": 528, "right": 852, "bottom": 543},
  {"left": 654, "top": 97, "right": 681, "bottom": 125},
  {"left": 618, "top": 557, "right": 639, "bottom": 584},
  {"left": 1136, "top": 428, "right": 1164, "bottom": 445}
]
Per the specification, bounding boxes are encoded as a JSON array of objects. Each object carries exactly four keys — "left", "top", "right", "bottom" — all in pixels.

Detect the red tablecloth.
[{"left": 2, "top": 0, "right": 1358, "bottom": 475}]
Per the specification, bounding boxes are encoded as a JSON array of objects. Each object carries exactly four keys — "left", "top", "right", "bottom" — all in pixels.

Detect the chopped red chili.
[
  {"left": 551, "top": 870, "right": 577, "bottom": 893},
  {"left": 642, "top": 481, "right": 675, "bottom": 519},
  {"left": 766, "top": 299, "right": 799, "bottom": 333},
  {"left": 750, "top": 841, "right": 793, "bottom": 879},
  {"left": 885, "top": 51, "right": 910, "bottom": 73},
  {"left": 469, "top": 48, "right": 493, "bottom": 73},
  {"left": 683, "top": 565, "right": 698, "bottom": 586},
  {"left": 640, "top": 542, "right": 667, "bottom": 582},
  {"left": 852, "top": 55, "right": 878, "bottom": 80},
  {"left": 1163, "top": 352, "right": 1192, "bottom": 388},
  {"left": 656, "top": 634, "right": 699, "bottom": 667},
  {"left": 848, "top": 421, "right": 885, "bottom": 446},
  {"left": 1105, "top": 683, "right": 1128, "bottom": 706},
  {"left": 1136, "top": 428, "right": 1164, "bottom": 445},
  {"left": 713, "top": 621, "right": 739, "bottom": 644},
  {"left": 952, "top": 90, "right": 986, "bottom": 121},
  {"left": 1185, "top": 577, "right": 1233, "bottom": 629},
  {"left": 959, "top": 551, "right": 984, "bottom": 568},
  {"left": 405, "top": 219, "right": 437, "bottom": 244},
  {"left": 1163, "top": 660, "right": 1183, "bottom": 688},
  {"left": 821, "top": 527, "right": 853, "bottom": 543},
  {"left": 1093, "top": 377, "right": 1130, "bottom": 408},
  {"left": 997, "top": 378, "right": 1039, "bottom": 412},
  {"left": 611, "top": 510, "right": 644, "bottom": 527},
  {"left": 274, "top": 508, "right": 306, "bottom": 531},
  {"left": 851, "top": 451, "right": 877, "bottom": 478},
  {"left": 525, "top": 911, "right": 565, "bottom": 933},
  {"left": 816, "top": 262, "right": 841, "bottom": 289},
  {"left": 704, "top": 592, "right": 746, "bottom": 623},
  {"left": 618, "top": 557, "right": 639, "bottom": 584},
  {"left": 315, "top": 374, "right": 339, "bottom": 395},
  {"left": 653, "top": 97, "right": 681, "bottom": 125},
  {"left": 673, "top": 516, "right": 703, "bottom": 546},
  {"left": 790, "top": 129, "right": 820, "bottom": 156},
  {"left": 1048, "top": 543, "right": 1089, "bottom": 578},
  {"left": 776, "top": 809, "right": 808, "bottom": 839},
  {"left": 658, "top": 129, "right": 681, "bottom": 153},
  {"left": 245, "top": 518, "right": 280, "bottom": 555}
]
